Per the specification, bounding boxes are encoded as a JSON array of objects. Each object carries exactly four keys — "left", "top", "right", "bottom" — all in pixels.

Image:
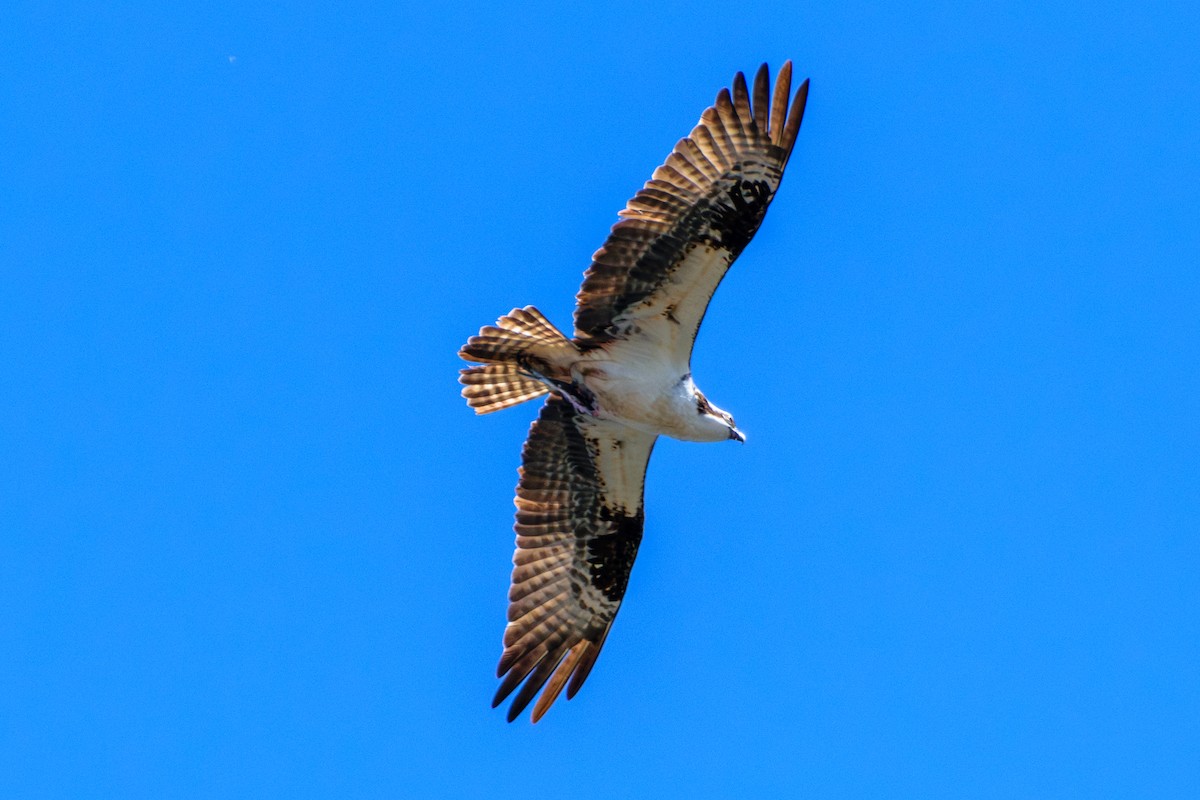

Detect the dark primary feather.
[
  {"left": 573, "top": 62, "right": 809, "bottom": 350},
  {"left": 494, "top": 397, "right": 657, "bottom": 722}
]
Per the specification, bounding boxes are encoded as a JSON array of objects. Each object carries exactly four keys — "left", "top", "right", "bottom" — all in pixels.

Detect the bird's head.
[{"left": 694, "top": 391, "right": 745, "bottom": 444}]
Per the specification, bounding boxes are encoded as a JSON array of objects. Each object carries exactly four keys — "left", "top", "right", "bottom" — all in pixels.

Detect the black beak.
[{"left": 728, "top": 427, "right": 746, "bottom": 443}]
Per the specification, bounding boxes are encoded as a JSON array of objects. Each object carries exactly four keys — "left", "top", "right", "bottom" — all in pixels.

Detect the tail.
[{"left": 458, "top": 306, "right": 577, "bottom": 415}]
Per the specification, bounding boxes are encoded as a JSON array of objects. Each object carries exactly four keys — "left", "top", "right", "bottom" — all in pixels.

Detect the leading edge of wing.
[{"left": 493, "top": 397, "right": 658, "bottom": 722}]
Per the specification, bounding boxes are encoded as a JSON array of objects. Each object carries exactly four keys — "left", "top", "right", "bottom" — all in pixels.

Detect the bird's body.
[
  {"left": 458, "top": 62, "right": 809, "bottom": 722},
  {"left": 580, "top": 354, "right": 713, "bottom": 441},
  {"left": 545, "top": 338, "right": 730, "bottom": 441}
]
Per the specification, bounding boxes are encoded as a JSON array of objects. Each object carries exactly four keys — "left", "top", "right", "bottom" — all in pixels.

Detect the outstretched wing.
[
  {"left": 494, "top": 397, "right": 657, "bottom": 723},
  {"left": 574, "top": 62, "right": 809, "bottom": 362}
]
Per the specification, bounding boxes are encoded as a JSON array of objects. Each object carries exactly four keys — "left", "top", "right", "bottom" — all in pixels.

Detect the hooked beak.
[{"left": 728, "top": 426, "right": 746, "bottom": 443}]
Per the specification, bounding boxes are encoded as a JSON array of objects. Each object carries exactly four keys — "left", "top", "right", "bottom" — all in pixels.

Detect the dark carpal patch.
[
  {"left": 584, "top": 507, "right": 645, "bottom": 602},
  {"left": 704, "top": 178, "right": 773, "bottom": 255}
]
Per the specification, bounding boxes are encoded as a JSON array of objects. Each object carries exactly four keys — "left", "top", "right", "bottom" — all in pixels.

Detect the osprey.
[{"left": 459, "top": 62, "right": 809, "bottom": 722}]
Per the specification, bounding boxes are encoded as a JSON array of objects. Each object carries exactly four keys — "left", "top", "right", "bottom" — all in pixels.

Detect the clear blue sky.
[{"left": 3, "top": 1, "right": 1198, "bottom": 797}]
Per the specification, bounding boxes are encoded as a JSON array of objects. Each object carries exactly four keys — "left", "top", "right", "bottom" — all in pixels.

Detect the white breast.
[{"left": 577, "top": 341, "right": 699, "bottom": 439}]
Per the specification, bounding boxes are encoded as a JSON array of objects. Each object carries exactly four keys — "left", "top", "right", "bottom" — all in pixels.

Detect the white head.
[{"left": 690, "top": 385, "right": 745, "bottom": 444}]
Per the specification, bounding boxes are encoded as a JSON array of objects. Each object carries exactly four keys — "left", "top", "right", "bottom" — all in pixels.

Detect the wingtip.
[{"left": 793, "top": 77, "right": 811, "bottom": 122}]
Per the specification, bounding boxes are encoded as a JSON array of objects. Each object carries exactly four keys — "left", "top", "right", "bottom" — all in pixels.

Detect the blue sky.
[{"left": 3, "top": 1, "right": 1199, "bottom": 797}]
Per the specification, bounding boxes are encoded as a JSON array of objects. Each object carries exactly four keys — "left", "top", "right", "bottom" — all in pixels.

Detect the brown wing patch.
[
  {"left": 573, "top": 62, "right": 810, "bottom": 348},
  {"left": 494, "top": 397, "right": 657, "bottom": 722}
]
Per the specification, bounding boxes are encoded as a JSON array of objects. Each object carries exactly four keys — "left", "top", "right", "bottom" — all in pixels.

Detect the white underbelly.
[{"left": 577, "top": 345, "right": 690, "bottom": 437}]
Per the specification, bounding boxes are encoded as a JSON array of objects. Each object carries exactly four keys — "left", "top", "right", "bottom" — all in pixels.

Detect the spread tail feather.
[
  {"left": 459, "top": 306, "right": 574, "bottom": 365},
  {"left": 458, "top": 306, "right": 576, "bottom": 414},
  {"left": 460, "top": 365, "right": 549, "bottom": 414}
]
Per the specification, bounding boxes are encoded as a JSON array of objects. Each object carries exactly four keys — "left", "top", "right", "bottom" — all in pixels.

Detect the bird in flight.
[{"left": 459, "top": 62, "right": 809, "bottom": 722}]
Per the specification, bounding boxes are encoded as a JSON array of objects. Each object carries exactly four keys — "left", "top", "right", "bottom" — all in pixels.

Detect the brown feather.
[
  {"left": 732, "top": 71, "right": 755, "bottom": 136},
  {"left": 752, "top": 63, "right": 771, "bottom": 134},
  {"left": 781, "top": 79, "right": 810, "bottom": 164},
  {"left": 770, "top": 60, "right": 793, "bottom": 145},
  {"left": 531, "top": 642, "right": 590, "bottom": 722},
  {"left": 566, "top": 626, "right": 611, "bottom": 699}
]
